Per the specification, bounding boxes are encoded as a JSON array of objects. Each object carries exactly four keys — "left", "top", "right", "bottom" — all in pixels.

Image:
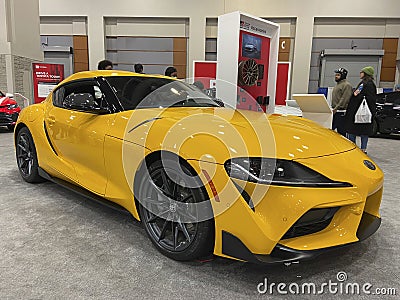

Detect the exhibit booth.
[{"left": 215, "top": 11, "right": 280, "bottom": 113}]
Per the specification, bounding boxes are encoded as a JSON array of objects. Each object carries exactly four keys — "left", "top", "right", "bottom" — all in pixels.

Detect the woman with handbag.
[{"left": 345, "top": 66, "right": 377, "bottom": 153}]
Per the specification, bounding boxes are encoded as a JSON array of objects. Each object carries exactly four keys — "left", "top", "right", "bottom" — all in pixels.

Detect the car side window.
[{"left": 56, "top": 80, "right": 108, "bottom": 112}]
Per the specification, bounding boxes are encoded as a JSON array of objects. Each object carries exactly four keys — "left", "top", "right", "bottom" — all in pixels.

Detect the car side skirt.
[{"left": 38, "top": 167, "right": 130, "bottom": 215}]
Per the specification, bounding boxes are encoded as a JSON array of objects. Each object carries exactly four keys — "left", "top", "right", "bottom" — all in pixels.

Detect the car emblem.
[{"left": 363, "top": 160, "right": 376, "bottom": 170}]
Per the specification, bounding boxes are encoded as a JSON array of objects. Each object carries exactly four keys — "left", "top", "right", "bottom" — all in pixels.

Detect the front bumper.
[
  {"left": 222, "top": 212, "right": 381, "bottom": 264},
  {"left": 190, "top": 147, "right": 383, "bottom": 262},
  {"left": 0, "top": 112, "right": 18, "bottom": 126}
]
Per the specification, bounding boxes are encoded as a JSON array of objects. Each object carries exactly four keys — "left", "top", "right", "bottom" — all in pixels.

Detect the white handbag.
[{"left": 354, "top": 97, "right": 372, "bottom": 124}]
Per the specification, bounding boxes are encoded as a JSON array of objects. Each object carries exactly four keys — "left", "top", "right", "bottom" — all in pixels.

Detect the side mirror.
[{"left": 63, "top": 93, "right": 108, "bottom": 114}]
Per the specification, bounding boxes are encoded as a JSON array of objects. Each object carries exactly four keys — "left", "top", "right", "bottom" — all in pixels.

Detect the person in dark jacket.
[
  {"left": 165, "top": 66, "right": 177, "bottom": 77},
  {"left": 134, "top": 63, "right": 144, "bottom": 73},
  {"left": 97, "top": 59, "right": 113, "bottom": 70},
  {"left": 345, "top": 66, "right": 377, "bottom": 153}
]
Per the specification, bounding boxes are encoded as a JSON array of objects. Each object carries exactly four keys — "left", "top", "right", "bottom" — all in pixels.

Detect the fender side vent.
[{"left": 43, "top": 122, "right": 58, "bottom": 156}]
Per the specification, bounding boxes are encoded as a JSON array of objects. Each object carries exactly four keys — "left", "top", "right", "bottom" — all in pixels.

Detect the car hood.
[
  {"left": 0, "top": 96, "right": 16, "bottom": 106},
  {"left": 116, "top": 107, "right": 355, "bottom": 163},
  {"left": 0, "top": 96, "right": 20, "bottom": 112}
]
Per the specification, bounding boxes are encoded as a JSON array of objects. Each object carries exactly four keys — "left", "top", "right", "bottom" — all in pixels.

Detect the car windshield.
[{"left": 105, "top": 76, "right": 220, "bottom": 110}]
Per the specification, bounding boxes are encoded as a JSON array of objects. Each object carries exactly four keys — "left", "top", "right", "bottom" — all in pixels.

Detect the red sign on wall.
[{"left": 32, "top": 63, "right": 64, "bottom": 103}]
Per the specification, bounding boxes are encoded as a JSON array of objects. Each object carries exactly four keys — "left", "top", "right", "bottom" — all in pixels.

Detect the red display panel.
[
  {"left": 32, "top": 63, "right": 64, "bottom": 103},
  {"left": 194, "top": 61, "right": 216, "bottom": 85},
  {"left": 237, "top": 31, "right": 270, "bottom": 112},
  {"left": 275, "top": 62, "right": 290, "bottom": 105},
  {"left": 193, "top": 61, "right": 217, "bottom": 90}
]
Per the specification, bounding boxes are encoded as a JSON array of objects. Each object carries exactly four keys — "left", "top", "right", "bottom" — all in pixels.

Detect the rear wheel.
[
  {"left": 16, "top": 127, "right": 44, "bottom": 183},
  {"left": 137, "top": 157, "right": 214, "bottom": 261}
]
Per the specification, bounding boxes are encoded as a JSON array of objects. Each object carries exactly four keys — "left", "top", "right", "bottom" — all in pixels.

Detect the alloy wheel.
[
  {"left": 140, "top": 167, "right": 199, "bottom": 252},
  {"left": 17, "top": 132, "right": 34, "bottom": 177}
]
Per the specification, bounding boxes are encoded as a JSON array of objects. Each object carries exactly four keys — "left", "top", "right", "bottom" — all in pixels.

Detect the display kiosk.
[{"left": 216, "top": 11, "right": 280, "bottom": 113}]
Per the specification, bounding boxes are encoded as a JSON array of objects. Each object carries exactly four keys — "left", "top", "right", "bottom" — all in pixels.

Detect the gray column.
[
  {"left": 0, "top": 0, "right": 43, "bottom": 104},
  {"left": 87, "top": 14, "right": 106, "bottom": 70},
  {"left": 188, "top": 17, "right": 206, "bottom": 78},
  {"left": 291, "top": 16, "right": 314, "bottom": 94}
]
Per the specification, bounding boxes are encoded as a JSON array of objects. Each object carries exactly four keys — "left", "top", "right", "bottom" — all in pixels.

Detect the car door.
[
  {"left": 45, "top": 79, "right": 115, "bottom": 195},
  {"left": 391, "top": 96, "right": 400, "bottom": 132},
  {"left": 381, "top": 92, "right": 400, "bottom": 132}
]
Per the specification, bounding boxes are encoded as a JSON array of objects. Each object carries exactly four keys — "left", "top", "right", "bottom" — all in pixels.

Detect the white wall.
[
  {"left": 40, "top": 17, "right": 87, "bottom": 35},
  {"left": 0, "top": 0, "right": 11, "bottom": 54},
  {"left": 39, "top": 0, "right": 400, "bottom": 93},
  {"left": 105, "top": 18, "right": 188, "bottom": 37},
  {"left": 224, "top": 0, "right": 400, "bottom": 93},
  {"left": 313, "top": 18, "right": 400, "bottom": 38},
  {"left": 1, "top": 0, "right": 42, "bottom": 59},
  {"left": 9, "top": 0, "right": 43, "bottom": 60},
  {"left": 39, "top": 0, "right": 225, "bottom": 78},
  {"left": 1, "top": 0, "right": 42, "bottom": 94}
]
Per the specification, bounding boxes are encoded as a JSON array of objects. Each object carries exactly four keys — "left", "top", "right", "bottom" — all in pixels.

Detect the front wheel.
[
  {"left": 16, "top": 127, "right": 44, "bottom": 183},
  {"left": 136, "top": 157, "right": 214, "bottom": 261}
]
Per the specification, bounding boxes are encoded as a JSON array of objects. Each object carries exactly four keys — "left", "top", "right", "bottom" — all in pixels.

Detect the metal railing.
[{"left": 13, "top": 93, "right": 31, "bottom": 108}]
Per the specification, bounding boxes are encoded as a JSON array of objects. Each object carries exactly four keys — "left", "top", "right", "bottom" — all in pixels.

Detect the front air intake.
[{"left": 282, "top": 207, "right": 340, "bottom": 239}]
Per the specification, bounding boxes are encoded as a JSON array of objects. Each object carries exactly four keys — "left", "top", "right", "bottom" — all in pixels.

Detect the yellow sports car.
[{"left": 14, "top": 70, "right": 383, "bottom": 263}]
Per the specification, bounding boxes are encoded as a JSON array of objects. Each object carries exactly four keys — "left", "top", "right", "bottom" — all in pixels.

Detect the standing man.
[
  {"left": 97, "top": 60, "right": 113, "bottom": 70},
  {"left": 134, "top": 63, "right": 144, "bottom": 73},
  {"left": 165, "top": 66, "right": 178, "bottom": 78},
  {"left": 331, "top": 67, "right": 353, "bottom": 136}
]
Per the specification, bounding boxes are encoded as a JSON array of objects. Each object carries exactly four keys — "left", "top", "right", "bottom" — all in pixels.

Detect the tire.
[
  {"left": 136, "top": 157, "right": 214, "bottom": 261},
  {"left": 16, "top": 127, "right": 44, "bottom": 183}
]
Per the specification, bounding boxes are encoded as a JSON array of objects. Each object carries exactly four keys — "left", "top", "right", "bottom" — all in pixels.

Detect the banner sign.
[{"left": 32, "top": 63, "right": 64, "bottom": 103}]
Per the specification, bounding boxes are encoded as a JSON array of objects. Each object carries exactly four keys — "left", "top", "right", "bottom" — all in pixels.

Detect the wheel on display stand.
[{"left": 238, "top": 59, "right": 259, "bottom": 86}]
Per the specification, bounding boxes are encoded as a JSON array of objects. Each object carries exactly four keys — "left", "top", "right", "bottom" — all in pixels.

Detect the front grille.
[
  {"left": 282, "top": 207, "right": 339, "bottom": 239},
  {"left": 0, "top": 112, "right": 13, "bottom": 124}
]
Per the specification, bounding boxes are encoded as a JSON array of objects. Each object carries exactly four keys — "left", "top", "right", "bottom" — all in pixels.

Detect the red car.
[{"left": 0, "top": 90, "right": 21, "bottom": 131}]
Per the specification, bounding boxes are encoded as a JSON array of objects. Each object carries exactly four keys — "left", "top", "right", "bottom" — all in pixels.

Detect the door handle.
[{"left": 46, "top": 116, "right": 56, "bottom": 125}]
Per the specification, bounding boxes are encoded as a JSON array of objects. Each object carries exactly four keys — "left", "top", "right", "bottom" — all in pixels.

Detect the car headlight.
[
  {"left": 7, "top": 104, "right": 18, "bottom": 109},
  {"left": 224, "top": 157, "right": 351, "bottom": 187}
]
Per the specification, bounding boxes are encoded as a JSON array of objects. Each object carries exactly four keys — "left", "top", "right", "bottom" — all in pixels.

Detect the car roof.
[{"left": 59, "top": 70, "right": 176, "bottom": 85}]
